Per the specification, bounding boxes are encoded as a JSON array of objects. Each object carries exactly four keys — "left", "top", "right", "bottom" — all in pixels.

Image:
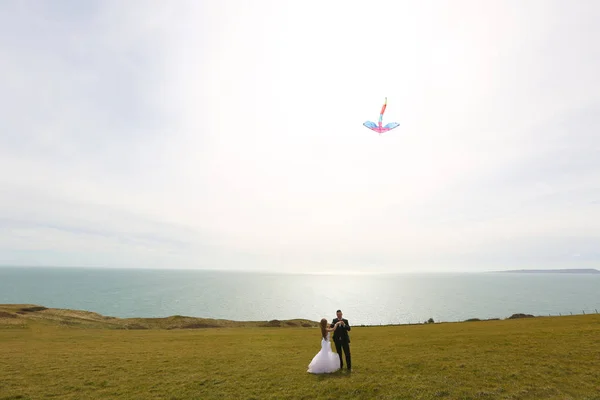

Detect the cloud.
[{"left": 1, "top": 1, "right": 599, "bottom": 272}]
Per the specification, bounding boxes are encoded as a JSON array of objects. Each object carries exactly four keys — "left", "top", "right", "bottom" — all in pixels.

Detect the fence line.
[{"left": 356, "top": 308, "right": 600, "bottom": 327}]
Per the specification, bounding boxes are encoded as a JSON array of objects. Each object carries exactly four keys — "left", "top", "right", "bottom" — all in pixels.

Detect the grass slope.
[
  {"left": 0, "top": 304, "right": 319, "bottom": 329},
  {"left": 1, "top": 305, "right": 600, "bottom": 400}
]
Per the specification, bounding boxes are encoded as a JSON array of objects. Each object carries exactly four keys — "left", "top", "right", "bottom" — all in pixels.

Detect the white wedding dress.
[{"left": 307, "top": 332, "right": 340, "bottom": 374}]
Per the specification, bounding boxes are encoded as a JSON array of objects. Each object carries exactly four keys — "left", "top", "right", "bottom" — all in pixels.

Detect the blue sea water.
[{"left": 0, "top": 267, "right": 598, "bottom": 325}]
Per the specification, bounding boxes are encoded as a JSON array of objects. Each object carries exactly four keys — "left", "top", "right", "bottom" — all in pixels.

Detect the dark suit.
[{"left": 330, "top": 318, "right": 351, "bottom": 370}]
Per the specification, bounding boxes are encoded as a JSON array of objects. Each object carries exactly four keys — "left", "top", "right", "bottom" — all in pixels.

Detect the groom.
[{"left": 330, "top": 309, "right": 351, "bottom": 371}]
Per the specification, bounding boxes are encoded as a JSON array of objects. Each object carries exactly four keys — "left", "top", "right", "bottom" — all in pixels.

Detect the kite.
[{"left": 363, "top": 97, "right": 400, "bottom": 134}]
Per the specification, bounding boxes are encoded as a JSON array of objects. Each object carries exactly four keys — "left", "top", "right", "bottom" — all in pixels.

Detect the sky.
[{"left": 0, "top": 0, "right": 599, "bottom": 273}]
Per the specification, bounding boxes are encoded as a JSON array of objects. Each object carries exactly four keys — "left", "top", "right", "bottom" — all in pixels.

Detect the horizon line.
[{"left": 1, "top": 265, "right": 597, "bottom": 275}]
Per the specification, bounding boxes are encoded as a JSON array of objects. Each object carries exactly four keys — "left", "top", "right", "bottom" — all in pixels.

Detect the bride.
[{"left": 307, "top": 318, "right": 343, "bottom": 374}]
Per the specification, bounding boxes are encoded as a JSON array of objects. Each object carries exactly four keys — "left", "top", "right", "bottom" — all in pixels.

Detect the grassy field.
[{"left": 1, "top": 305, "right": 600, "bottom": 400}]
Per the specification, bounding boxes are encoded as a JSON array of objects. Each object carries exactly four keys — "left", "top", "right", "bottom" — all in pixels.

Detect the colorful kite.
[{"left": 363, "top": 97, "right": 399, "bottom": 134}]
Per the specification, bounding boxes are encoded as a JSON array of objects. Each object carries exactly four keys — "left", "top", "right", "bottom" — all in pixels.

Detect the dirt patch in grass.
[{"left": 19, "top": 306, "right": 48, "bottom": 312}]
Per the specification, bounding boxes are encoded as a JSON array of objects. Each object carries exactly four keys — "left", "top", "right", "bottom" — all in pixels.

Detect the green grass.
[{"left": 1, "top": 305, "right": 600, "bottom": 400}]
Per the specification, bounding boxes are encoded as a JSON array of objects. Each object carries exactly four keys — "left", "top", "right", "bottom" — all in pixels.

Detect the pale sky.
[{"left": 1, "top": 0, "right": 599, "bottom": 273}]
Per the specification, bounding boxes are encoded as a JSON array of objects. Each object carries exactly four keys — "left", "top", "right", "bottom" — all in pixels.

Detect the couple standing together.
[{"left": 307, "top": 309, "right": 352, "bottom": 374}]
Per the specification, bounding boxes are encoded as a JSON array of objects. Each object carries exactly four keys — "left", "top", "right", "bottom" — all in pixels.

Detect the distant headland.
[{"left": 495, "top": 268, "right": 600, "bottom": 274}]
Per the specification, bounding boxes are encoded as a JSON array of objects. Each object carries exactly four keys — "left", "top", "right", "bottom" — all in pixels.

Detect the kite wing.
[
  {"left": 383, "top": 122, "right": 400, "bottom": 130},
  {"left": 363, "top": 121, "right": 378, "bottom": 130}
]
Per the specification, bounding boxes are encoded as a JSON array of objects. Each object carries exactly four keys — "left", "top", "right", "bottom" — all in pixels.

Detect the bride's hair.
[{"left": 320, "top": 318, "right": 328, "bottom": 339}]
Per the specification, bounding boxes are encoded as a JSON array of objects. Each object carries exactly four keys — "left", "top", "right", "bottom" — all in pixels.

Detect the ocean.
[{"left": 1, "top": 267, "right": 598, "bottom": 325}]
